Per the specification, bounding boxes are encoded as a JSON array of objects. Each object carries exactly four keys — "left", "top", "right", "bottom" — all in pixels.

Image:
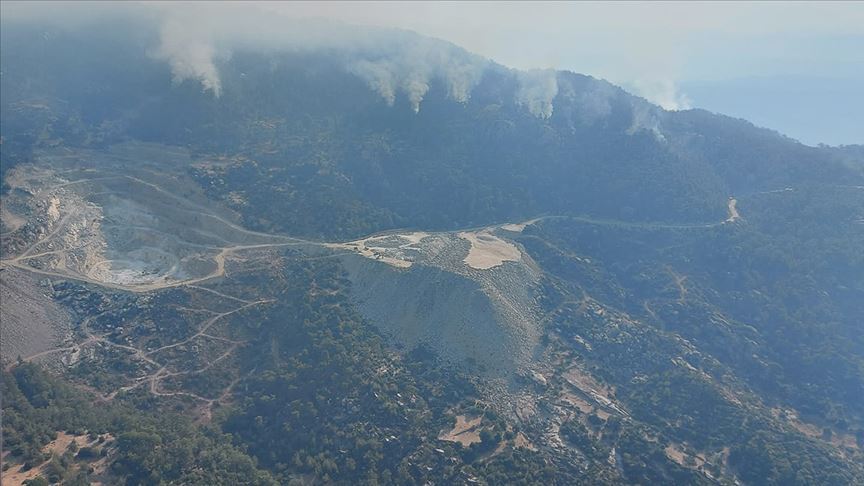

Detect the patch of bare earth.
[
  {"left": 664, "top": 443, "right": 705, "bottom": 469},
  {"left": 772, "top": 408, "right": 860, "bottom": 451},
  {"left": 513, "top": 432, "right": 537, "bottom": 451},
  {"left": 0, "top": 266, "right": 72, "bottom": 367},
  {"left": 560, "top": 391, "right": 597, "bottom": 416},
  {"left": 327, "top": 232, "right": 429, "bottom": 269},
  {"left": 562, "top": 366, "right": 626, "bottom": 417},
  {"left": 1, "top": 432, "right": 115, "bottom": 486},
  {"left": 457, "top": 230, "right": 521, "bottom": 270},
  {"left": 438, "top": 415, "right": 483, "bottom": 447},
  {"left": 500, "top": 218, "right": 540, "bottom": 233},
  {"left": 1, "top": 156, "right": 295, "bottom": 292}
]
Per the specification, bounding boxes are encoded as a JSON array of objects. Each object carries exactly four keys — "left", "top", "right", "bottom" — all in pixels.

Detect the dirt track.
[
  {"left": 1, "top": 158, "right": 745, "bottom": 409},
  {"left": 1, "top": 164, "right": 742, "bottom": 293}
]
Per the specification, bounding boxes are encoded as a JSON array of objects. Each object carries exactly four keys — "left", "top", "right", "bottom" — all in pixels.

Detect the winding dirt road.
[{"left": 2, "top": 167, "right": 747, "bottom": 415}]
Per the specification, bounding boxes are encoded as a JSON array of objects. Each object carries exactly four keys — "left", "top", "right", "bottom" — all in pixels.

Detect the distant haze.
[
  {"left": 3, "top": 1, "right": 862, "bottom": 145},
  {"left": 267, "top": 1, "right": 864, "bottom": 146}
]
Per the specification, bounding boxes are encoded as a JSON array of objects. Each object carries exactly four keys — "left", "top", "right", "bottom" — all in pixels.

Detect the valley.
[
  {"left": 2, "top": 12, "right": 862, "bottom": 482},
  {"left": 7, "top": 143, "right": 853, "bottom": 485}
]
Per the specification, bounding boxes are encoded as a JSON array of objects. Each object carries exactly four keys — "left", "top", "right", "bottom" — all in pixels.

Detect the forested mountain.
[
  {"left": 2, "top": 13, "right": 862, "bottom": 486},
  {"left": 4, "top": 20, "right": 858, "bottom": 239}
]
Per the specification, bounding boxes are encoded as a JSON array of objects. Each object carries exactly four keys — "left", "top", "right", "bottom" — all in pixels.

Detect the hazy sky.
[
  {"left": 4, "top": 1, "right": 863, "bottom": 144},
  {"left": 261, "top": 2, "right": 864, "bottom": 105},
  {"left": 262, "top": 1, "right": 864, "bottom": 144}
]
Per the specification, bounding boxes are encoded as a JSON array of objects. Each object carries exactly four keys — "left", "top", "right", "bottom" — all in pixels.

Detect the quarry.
[
  {"left": 0, "top": 144, "right": 748, "bottom": 458},
  {"left": 1, "top": 143, "right": 546, "bottom": 381}
]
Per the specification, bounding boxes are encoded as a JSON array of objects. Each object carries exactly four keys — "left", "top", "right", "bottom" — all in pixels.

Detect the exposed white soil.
[
  {"left": 457, "top": 230, "right": 522, "bottom": 270},
  {"left": 725, "top": 197, "right": 740, "bottom": 223},
  {"left": 0, "top": 147, "right": 305, "bottom": 292},
  {"left": 3, "top": 152, "right": 547, "bottom": 381},
  {"left": 500, "top": 218, "right": 541, "bottom": 233},
  {"left": 46, "top": 195, "right": 61, "bottom": 222},
  {"left": 326, "top": 231, "right": 429, "bottom": 268}
]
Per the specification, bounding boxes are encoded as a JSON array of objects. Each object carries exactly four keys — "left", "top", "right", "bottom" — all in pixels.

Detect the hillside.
[{"left": 2, "top": 14, "right": 863, "bottom": 486}]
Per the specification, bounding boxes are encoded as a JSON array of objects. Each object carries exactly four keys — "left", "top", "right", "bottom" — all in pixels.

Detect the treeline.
[{"left": 2, "top": 364, "right": 276, "bottom": 485}]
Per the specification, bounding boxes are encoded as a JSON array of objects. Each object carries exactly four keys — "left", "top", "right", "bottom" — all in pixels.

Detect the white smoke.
[
  {"left": 556, "top": 75, "right": 617, "bottom": 125},
  {"left": 628, "top": 101, "right": 667, "bottom": 142},
  {"left": 515, "top": 69, "right": 559, "bottom": 118},
  {"left": 150, "top": 16, "right": 223, "bottom": 97},
  {"left": 630, "top": 78, "right": 691, "bottom": 111},
  {"left": 347, "top": 39, "right": 489, "bottom": 112},
  {"left": 402, "top": 74, "right": 430, "bottom": 113},
  {"left": 6, "top": 3, "right": 563, "bottom": 115},
  {"left": 444, "top": 60, "right": 486, "bottom": 103},
  {"left": 144, "top": 4, "right": 494, "bottom": 112},
  {"left": 349, "top": 59, "right": 398, "bottom": 105}
]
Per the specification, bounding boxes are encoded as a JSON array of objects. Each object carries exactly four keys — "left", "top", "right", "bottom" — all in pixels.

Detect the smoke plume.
[
  {"left": 515, "top": 69, "right": 559, "bottom": 118},
  {"left": 3, "top": 2, "right": 561, "bottom": 117},
  {"left": 150, "top": 15, "right": 223, "bottom": 97}
]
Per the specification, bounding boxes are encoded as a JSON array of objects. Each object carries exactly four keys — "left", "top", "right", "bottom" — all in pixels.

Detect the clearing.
[
  {"left": 438, "top": 415, "right": 484, "bottom": 447},
  {"left": 1, "top": 432, "right": 114, "bottom": 486},
  {"left": 457, "top": 230, "right": 521, "bottom": 270},
  {"left": 326, "top": 231, "right": 429, "bottom": 268}
]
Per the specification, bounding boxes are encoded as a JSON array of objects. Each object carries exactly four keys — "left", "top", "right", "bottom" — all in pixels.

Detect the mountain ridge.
[{"left": 2, "top": 13, "right": 863, "bottom": 486}]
